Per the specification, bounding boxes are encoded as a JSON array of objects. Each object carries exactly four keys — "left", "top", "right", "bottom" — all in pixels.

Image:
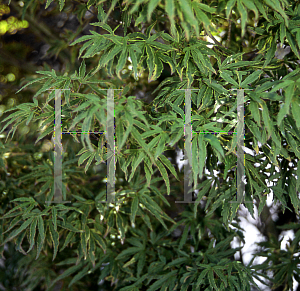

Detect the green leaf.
[
  {"left": 0, "top": 111, "right": 29, "bottom": 135},
  {"left": 158, "top": 154, "right": 180, "bottom": 181},
  {"left": 70, "top": 34, "right": 94, "bottom": 47},
  {"left": 259, "top": 101, "right": 273, "bottom": 140},
  {"left": 45, "top": 0, "right": 54, "bottom": 9},
  {"left": 137, "top": 251, "right": 146, "bottom": 277},
  {"left": 36, "top": 215, "right": 45, "bottom": 252},
  {"left": 91, "top": 231, "right": 106, "bottom": 254},
  {"left": 115, "top": 246, "right": 143, "bottom": 260},
  {"left": 237, "top": 0, "right": 247, "bottom": 37},
  {"left": 79, "top": 60, "right": 86, "bottom": 79},
  {"left": 116, "top": 45, "right": 128, "bottom": 79},
  {"left": 56, "top": 220, "right": 84, "bottom": 232},
  {"left": 165, "top": 0, "right": 175, "bottom": 36},
  {"left": 131, "top": 126, "right": 155, "bottom": 165},
  {"left": 68, "top": 264, "right": 90, "bottom": 287},
  {"left": 270, "top": 79, "right": 294, "bottom": 93},
  {"left": 2, "top": 215, "right": 21, "bottom": 235},
  {"left": 25, "top": 109, "right": 35, "bottom": 126},
  {"left": 195, "top": 2, "right": 216, "bottom": 13},
  {"left": 116, "top": 119, "right": 125, "bottom": 153},
  {"left": 198, "top": 133, "right": 207, "bottom": 179},
  {"left": 116, "top": 213, "right": 125, "bottom": 239},
  {"left": 147, "top": 0, "right": 160, "bottom": 22},
  {"left": 286, "top": 132, "right": 300, "bottom": 160},
  {"left": 48, "top": 221, "right": 59, "bottom": 261},
  {"left": 159, "top": 54, "right": 176, "bottom": 75},
  {"left": 80, "top": 226, "right": 89, "bottom": 260},
  {"left": 241, "top": 0, "right": 258, "bottom": 20},
  {"left": 166, "top": 257, "right": 189, "bottom": 268},
  {"left": 265, "top": 0, "right": 288, "bottom": 26},
  {"left": 2, "top": 217, "right": 34, "bottom": 245},
  {"left": 15, "top": 229, "right": 27, "bottom": 255},
  {"left": 204, "top": 79, "right": 227, "bottom": 95},
  {"left": 177, "top": 0, "right": 198, "bottom": 29},
  {"left": 33, "top": 78, "right": 62, "bottom": 98},
  {"left": 52, "top": 206, "right": 57, "bottom": 231},
  {"left": 222, "top": 60, "right": 254, "bottom": 69},
  {"left": 131, "top": 195, "right": 139, "bottom": 225},
  {"left": 140, "top": 195, "right": 168, "bottom": 229},
  {"left": 35, "top": 125, "right": 54, "bottom": 145},
  {"left": 154, "top": 159, "right": 170, "bottom": 195},
  {"left": 90, "top": 22, "right": 113, "bottom": 34},
  {"left": 196, "top": 268, "right": 209, "bottom": 287},
  {"left": 149, "top": 54, "right": 164, "bottom": 82},
  {"left": 220, "top": 70, "right": 239, "bottom": 87},
  {"left": 11, "top": 197, "right": 36, "bottom": 203},
  {"left": 58, "top": 0, "right": 65, "bottom": 11},
  {"left": 279, "top": 22, "right": 286, "bottom": 45},
  {"left": 204, "top": 134, "right": 225, "bottom": 159},
  {"left": 35, "top": 229, "right": 45, "bottom": 260},
  {"left": 241, "top": 70, "right": 262, "bottom": 87},
  {"left": 193, "top": 3, "right": 212, "bottom": 30},
  {"left": 49, "top": 262, "right": 85, "bottom": 289},
  {"left": 78, "top": 151, "right": 92, "bottom": 167},
  {"left": 26, "top": 216, "right": 38, "bottom": 253},
  {"left": 88, "top": 234, "right": 96, "bottom": 267},
  {"left": 80, "top": 39, "right": 99, "bottom": 59},
  {"left": 277, "top": 83, "right": 294, "bottom": 126},
  {"left": 288, "top": 176, "right": 299, "bottom": 214},
  {"left": 208, "top": 268, "right": 218, "bottom": 289},
  {"left": 100, "top": 45, "right": 123, "bottom": 68},
  {"left": 263, "top": 37, "right": 277, "bottom": 68},
  {"left": 296, "top": 160, "right": 300, "bottom": 193},
  {"left": 291, "top": 99, "right": 300, "bottom": 129},
  {"left": 123, "top": 254, "right": 138, "bottom": 269},
  {"left": 286, "top": 31, "right": 300, "bottom": 59},
  {"left": 148, "top": 270, "right": 177, "bottom": 291},
  {"left": 128, "top": 152, "right": 145, "bottom": 182},
  {"left": 248, "top": 100, "right": 261, "bottom": 126},
  {"left": 142, "top": 194, "right": 170, "bottom": 221},
  {"left": 60, "top": 231, "right": 76, "bottom": 252},
  {"left": 226, "top": 0, "right": 237, "bottom": 19},
  {"left": 154, "top": 132, "right": 168, "bottom": 160},
  {"left": 148, "top": 40, "right": 176, "bottom": 52},
  {"left": 192, "top": 135, "right": 199, "bottom": 187},
  {"left": 196, "top": 51, "right": 216, "bottom": 74},
  {"left": 84, "top": 151, "right": 96, "bottom": 173},
  {"left": 128, "top": 46, "right": 139, "bottom": 80},
  {"left": 146, "top": 45, "right": 155, "bottom": 81},
  {"left": 179, "top": 223, "right": 189, "bottom": 249}
]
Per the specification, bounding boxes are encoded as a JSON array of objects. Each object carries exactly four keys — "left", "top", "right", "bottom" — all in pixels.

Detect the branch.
[
  {"left": 227, "top": 12, "right": 232, "bottom": 49},
  {"left": 204, "top": 28, "right": 222, "bottom": 47}
]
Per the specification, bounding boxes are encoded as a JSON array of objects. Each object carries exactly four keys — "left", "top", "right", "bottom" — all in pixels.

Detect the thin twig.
[
  {"left": 91, "top": 133, "right": 100, "bottom": 141},
  {"left": 204, "top": 28, "right": 222, "bottom": 46},
  {"left": 227, "top": 12, "right": 232, "bottom": 49}
]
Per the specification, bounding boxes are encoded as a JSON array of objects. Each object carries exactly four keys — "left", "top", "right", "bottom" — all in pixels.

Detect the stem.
[
  {"left": 227, "top": 12, "right": 232, "bottom": 49},
  {"left": 204, "top": 28, "right": 222, "bottom": 47}
]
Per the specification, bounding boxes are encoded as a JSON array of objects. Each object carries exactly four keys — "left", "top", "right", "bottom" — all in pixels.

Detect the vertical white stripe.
[
  {"left": 184, "top": 89, "right": 193, "bottom": 202},
  {"left": 107, "top": 89, "right": 115, "bottom": 203},
  {"left": 54, "top": 89, "right": 62, "bottom": 203},
  {"left": 237, "top": 89, "right": 245, "bottom": 203}
]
